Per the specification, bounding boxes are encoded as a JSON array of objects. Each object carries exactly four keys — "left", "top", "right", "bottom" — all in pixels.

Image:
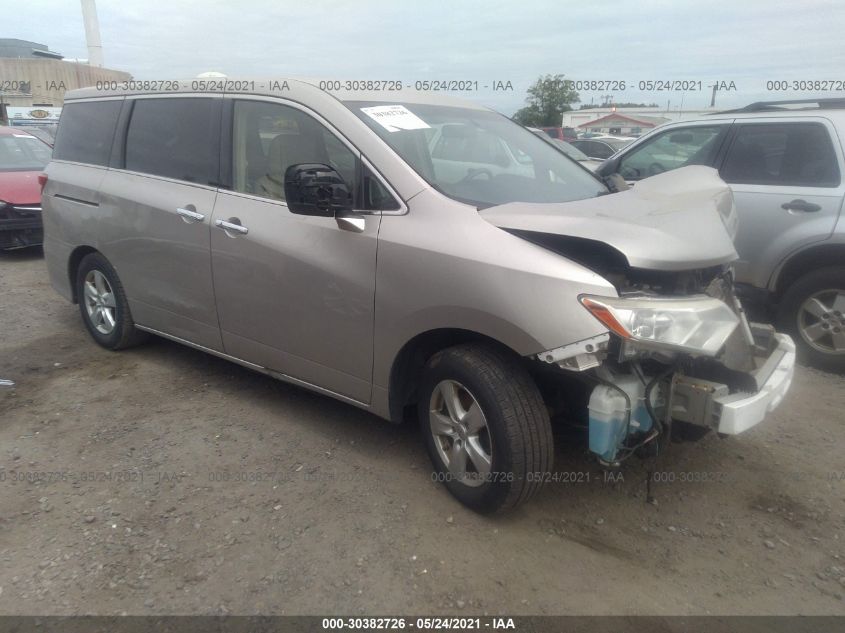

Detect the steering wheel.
[
  {"left": 460, "top": 168, "right": 494, "bottom": 183},
  {"left": 649, "top": 162, "right": 667, "bottom": 175}
]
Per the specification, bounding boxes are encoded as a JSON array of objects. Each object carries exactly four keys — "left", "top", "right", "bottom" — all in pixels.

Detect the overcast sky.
[{"left": 7, "top": 0, "right": 845, "bottom": 114}]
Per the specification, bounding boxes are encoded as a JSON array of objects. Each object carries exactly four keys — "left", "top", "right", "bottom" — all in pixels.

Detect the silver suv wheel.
[
  {"left": 428, "top": 379, "right": 493, "bottom": 488},
  {"left": 798, "top": 289, "right": 845, "bottom": 354},
  {"left": 83, "top": 269, "right": 117, "bottom": 335}
]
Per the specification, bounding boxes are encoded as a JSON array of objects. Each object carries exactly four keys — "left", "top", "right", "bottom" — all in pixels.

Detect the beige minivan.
[{"left": 43, "top": 79, "right": 795, "bottom": 513}]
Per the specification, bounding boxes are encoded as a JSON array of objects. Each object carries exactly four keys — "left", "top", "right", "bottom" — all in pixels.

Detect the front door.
[{"left": 209, "top": 98, "right": 384, "bottom": 403}]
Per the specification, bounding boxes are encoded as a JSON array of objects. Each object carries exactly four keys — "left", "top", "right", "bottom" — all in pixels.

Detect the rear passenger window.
[
  {"left": 125, "top": 98, "right": 218, "bottom": 185},
  {"left": 721, "top": 123, "right": 840, "bottom": 187},
  {"left": 53, "top": 100, "right": 122, "bottom": 166}
]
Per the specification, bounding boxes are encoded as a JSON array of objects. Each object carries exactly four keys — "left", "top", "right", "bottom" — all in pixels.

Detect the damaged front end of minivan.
[{"left": 482, "top": 166, "right": 796, "bottom": 465}]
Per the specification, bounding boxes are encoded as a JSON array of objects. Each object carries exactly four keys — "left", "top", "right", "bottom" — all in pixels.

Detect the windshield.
[
  {"left": 0, "top": 133, "right": 52, "bottom": 172},
  {"left": 346, "top": 102, "right": 607, "bottom": 208}
]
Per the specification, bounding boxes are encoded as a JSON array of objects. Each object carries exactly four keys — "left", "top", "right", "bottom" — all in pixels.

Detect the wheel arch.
[
  {"left": 386, "top": 328, "right": 530, "bottom": 424},
  {"left": 771, "top": 242, "right": 845, "bottom": 298},
  {"left": 67, "top": 245, "right": 100, "bottom": 304}
]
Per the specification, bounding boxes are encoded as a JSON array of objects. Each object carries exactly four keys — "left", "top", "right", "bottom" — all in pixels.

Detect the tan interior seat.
[{"left": 256, "top": 127, "right": 329, "bottom": 201}]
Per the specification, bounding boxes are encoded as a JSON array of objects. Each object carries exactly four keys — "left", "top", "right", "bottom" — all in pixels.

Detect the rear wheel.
[
  {"left": 777, "top": 267, "right": 845, "bottom": 371},
  {"left": 419, "top": 343, "right": 553, "bottom": 514},
  {"left": 76, "top": 252, "right": 148, "bottom": 350}
]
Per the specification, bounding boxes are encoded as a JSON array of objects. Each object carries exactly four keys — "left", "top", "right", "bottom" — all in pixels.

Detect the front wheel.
[
  {"left": 419, "top": 343, "right": 553, "bottom": 514},
  {"left": 777, "top": 267, "right": 845, "bottom": 371}
]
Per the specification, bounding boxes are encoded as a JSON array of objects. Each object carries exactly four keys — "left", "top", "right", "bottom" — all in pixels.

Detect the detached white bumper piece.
[{"left": 715, "top": 333, "right": 796, "bottom": 435}]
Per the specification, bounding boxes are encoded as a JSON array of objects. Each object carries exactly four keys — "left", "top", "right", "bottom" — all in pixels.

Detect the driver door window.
[
  {"left": 232, "top": 100, "right": 359, "bottom": 203},
  {"left": 617, "top": 125, "right": 727, "bottom": 180}
]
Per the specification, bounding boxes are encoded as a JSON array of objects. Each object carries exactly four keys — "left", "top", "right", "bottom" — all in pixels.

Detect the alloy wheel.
[
  {"left": 428, "top": 379, "right": 493, "bottom": 487},
  {"left": 797, "top": 289, "right": 845, "bottom": 355},
  {"left": 83, "top": 269, "right": 117, "bottom": 335}
]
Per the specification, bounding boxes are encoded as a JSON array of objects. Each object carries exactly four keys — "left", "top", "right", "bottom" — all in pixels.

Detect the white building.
[{"left": 563, "top": 106, "right": 720, "bottom": 135}]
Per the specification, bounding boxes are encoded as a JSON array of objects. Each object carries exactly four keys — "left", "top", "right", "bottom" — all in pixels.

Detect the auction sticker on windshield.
[{"left": 360, "top": 105, "right": 430, "bottom": 132}]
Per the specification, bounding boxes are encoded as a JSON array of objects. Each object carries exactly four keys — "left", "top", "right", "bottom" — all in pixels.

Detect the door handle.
[
  {"left": 781, "top": 199, "right": 821, "bottom": 213},
  {"left": 176, "top": 207, "right": 206, "bottom": 222},
  {"left": 215, "top": 218, "right": 249, "bottom": 235}
]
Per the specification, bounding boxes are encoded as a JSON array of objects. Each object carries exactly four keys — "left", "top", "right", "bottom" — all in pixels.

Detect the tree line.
[{"left": 512, "top": 74, "right": 655, "bottom": 126}]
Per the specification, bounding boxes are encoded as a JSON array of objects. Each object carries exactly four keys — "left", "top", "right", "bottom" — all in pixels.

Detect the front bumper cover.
[
  {"left": 0, "top": 215, "right": 44, "bottom": 249},
  {"left": 669, "top": 329, "right": 795, "bottom": 435},
  {"left": 714, "top": 333, "right": 795, "bottom": 434}
]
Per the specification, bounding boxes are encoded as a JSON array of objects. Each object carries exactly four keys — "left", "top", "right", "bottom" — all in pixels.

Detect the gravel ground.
[{"left": 1, "top": 247, "right": 844, "bottom": 616}]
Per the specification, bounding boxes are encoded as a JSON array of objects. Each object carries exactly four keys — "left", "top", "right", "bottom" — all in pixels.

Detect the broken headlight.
[{"left": 579, "top": 294, "right": 739, "bottom": 356}]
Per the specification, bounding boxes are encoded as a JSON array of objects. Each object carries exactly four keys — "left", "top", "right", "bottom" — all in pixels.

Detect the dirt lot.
[{"left": 0, "top": 247, "right": 844, "bottom": 616}]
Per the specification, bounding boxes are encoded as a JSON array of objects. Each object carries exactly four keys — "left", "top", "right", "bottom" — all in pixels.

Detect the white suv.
[{"left": 598, "top": 99, "right": 845, "bottom": 370}]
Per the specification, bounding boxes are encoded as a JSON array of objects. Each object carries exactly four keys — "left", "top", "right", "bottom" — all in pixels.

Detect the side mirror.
[
  {"left": 595, "top": 158, "right": 614, "bottom": 177},
  {"left": 283, "top": 163, "right": 353, "bottom": 217}
]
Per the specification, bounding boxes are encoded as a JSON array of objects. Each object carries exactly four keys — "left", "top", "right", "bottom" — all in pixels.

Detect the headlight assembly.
[{"left": 579, "top": 294, "right": 739, "bottom": 356}]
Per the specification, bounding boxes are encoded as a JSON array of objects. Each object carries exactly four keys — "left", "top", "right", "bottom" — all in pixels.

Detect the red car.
[
  {"left": 0, "top": 126, "right": 53, "bottom": 250},
  {"left": 540, "top": 126, "right": 578, "bottom": 142}
]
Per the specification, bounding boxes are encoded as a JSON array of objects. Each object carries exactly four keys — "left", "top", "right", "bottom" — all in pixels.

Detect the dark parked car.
[
  {"left": 528, "top": 128, "right": 602, "bottom": 170},
  {"left": 570, "top": 137, "right": 632, "bottom": 160},
  {"left": 0, "top": 126, "right": 52, "bottom": 249}
]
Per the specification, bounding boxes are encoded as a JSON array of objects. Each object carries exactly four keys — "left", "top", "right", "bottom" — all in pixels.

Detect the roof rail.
[{"left": 712, "top": 98, "right": 845, "bottom": 114}]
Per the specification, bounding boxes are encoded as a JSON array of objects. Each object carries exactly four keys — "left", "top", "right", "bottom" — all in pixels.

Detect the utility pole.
[{"left": 80, "top": 0, "right": 104, "bottom": 67}]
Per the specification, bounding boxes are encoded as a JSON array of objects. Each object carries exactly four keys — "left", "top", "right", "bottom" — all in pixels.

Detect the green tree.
[{"left": 512, "top": 74, "right": 579, "bottom": 126}]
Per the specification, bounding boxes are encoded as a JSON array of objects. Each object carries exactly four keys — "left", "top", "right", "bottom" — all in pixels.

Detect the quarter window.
[
  {"left": 363, "top": 166, "right": 400, "bottom": 211},
  {"left": 124, "top": 98, "right": 218, "bottom": 185},
  {"left": 720, "top": 123, "right": 840, "bottom": 187},
  {"left": 617, "top": 125, "right": 726, "bottom": 180},
  {"left": 53, "top": 100, "right": 122, "bottom": 166}
]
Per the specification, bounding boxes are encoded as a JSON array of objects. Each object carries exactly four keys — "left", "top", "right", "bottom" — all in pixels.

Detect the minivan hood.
[{"left": 479, "top": 166, "right": 738, "bottom": 271}]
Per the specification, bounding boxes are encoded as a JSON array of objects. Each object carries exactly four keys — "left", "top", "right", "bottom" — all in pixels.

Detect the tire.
[
  {"left": 75, "top": 252, "right": 148, "bottom": 350},
  {"left": 418, "top": 343, "right": 553, "bottom": 514},
  {"left": 776, "top": 266, "right": 845, "bottom": 371}
]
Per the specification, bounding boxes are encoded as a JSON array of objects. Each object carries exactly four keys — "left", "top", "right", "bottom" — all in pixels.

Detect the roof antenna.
[{"left": 80, "top": 0, "right": 104, "bottom": 67}]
